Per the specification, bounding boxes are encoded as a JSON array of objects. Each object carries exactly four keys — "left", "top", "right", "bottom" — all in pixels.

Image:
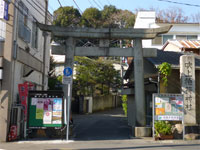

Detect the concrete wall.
[{"left": 82, "top": 95, "right": 121, "bottom": 113}]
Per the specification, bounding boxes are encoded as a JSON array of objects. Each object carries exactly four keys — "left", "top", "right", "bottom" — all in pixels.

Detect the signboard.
[
  {"left": 28, "top": 91, "right": 64, "bottom": 128},
  {"left": 153, "top": 93, "right": 185, "bottom": 140},
  {"left": 63, "top": 67, "right": 72, "bottom": 77},
  {"left": 0, "top": 0, "right": 5, "bottom": 19},
  {"left": 153, "top": 94, "right": 184, "bottom": 121},
  {"left": 0, "top": 0, "right": 9, "bottom": 21},
  {"left": 63, "top": 76, "right": 72, "bottom": 84}
]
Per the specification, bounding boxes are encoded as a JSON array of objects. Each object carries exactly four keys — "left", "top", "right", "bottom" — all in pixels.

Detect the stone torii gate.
[{"left": 38, "top": 23, "right": 171, "bottom": 136}]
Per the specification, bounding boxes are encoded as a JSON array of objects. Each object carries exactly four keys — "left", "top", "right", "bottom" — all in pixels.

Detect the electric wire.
[
  {"left": 97, "top": 0, "right": 104, "bottom": 8},
  {"left": 88, "top": 0, "right": 95, "bottom": 7},
  {"left": 92, "top": 0, "right": 102, "bottom": 9},
  {"left": 72, "top": 0, "right": 83, "bottom": 14},
  {"left": 71, "top": 0, "right": 95, "bottom": 27},
  {"left": 57, "top": 0, "right": 63, "bottom": 7},
  {"left": 157, "top": 0, "right": 200, "bottom": 8}
]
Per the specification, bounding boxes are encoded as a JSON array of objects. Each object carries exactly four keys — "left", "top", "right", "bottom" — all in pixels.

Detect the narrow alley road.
[{"left": 73, "top": 107, "right": 131, "bottom": 141}]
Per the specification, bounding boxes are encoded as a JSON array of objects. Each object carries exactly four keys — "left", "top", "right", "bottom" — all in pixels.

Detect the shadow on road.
[{"left": 73, "top": 107, "right": 131, "bottom": 141}]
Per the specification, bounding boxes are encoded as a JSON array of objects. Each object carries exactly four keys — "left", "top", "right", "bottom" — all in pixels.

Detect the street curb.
[{"left": 129, "top": 137, "right": 200, "bottom": 144}]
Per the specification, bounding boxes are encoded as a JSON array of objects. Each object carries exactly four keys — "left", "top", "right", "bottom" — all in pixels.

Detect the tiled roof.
[
  {"left": 124, "top": 50, "right": 200, "bottom": 79},
  {"left": 162, "top": 40, "right": 200, "bottom": 49},
  {"left": 147, "top": 50, "right": 200, "bottom": 67}
]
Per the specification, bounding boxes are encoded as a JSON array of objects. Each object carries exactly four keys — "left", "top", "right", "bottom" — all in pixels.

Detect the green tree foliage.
[
  {"left": 48, "top": 56, "right": 62, "bottom": 90},
  {"left": 53, "top": 5, "right": 135, "bottom": 28},
  {"left": 110, "top": 9, "right": 135, "bottom": 28},
  {"left": 81, "top": 7, "right": 102, "bottom": 28},
  {"left": 101, "top": 5, "right": 119, "bottom": 27},
  {"left": 73, "top": 57, "right": 121, "bottom": 96},
  {"left": 53, "top": 6, "right": 81, "bottom": 27},
  {"left": 158, "top": 62, "right": 172, "bottom": 86},
  {"left": 122, "top": 95, "right": 127, "bottom": 116}
]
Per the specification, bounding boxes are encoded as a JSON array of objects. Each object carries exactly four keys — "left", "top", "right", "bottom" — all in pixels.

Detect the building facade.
[
  {"left": 0, "top": 0, "right": 51, "bottom": 142},
  {"left": 134, "top": 11, "right": 200, "bottom": 49}
]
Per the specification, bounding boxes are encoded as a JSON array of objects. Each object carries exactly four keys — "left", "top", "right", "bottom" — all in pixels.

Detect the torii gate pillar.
[{"left": 134, "top": 38, "right": 146, "bottom": 126}]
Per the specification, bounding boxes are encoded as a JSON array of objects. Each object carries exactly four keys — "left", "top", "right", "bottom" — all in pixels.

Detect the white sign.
[
  {"left": 0, "top": 0, "right": 5, "bottom": 19},
  {"left": 43, "top": 111, "right": 52, "bottom": 124},
  {"left": 157, "top": 115, "right": 182, "bottom": 121},
  {"left": 63, "top": 76, "right": 72, "bottom": 84}
]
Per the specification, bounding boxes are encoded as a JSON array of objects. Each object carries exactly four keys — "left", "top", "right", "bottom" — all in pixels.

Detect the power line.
[
  {"left": 71, "top": 0, "right": 95, "bottom": 27},
  {"left": 92, "top": 0, "right": 102, "bottom": 9},
  {"left": 157, "top": 0, "right": 200, "bottom": 8},
  {"left": 57, "top": 0, "right": 63, "bottom": 7},
  {"left": 97, "top": 0, "right": 104, "bottom": 8},
  {"left": 72, "top": 0, "right": 83, "bottom": 14},
  {"left": 88, "top": 0, "right": 95, "bottom": 7}
]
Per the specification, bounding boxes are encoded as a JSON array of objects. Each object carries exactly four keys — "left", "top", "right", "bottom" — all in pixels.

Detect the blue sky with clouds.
[{"left": 49, "top": 0, "right": 200, "bottom": 17}]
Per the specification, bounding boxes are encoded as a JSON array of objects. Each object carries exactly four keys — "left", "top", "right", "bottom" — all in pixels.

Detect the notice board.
[
  {"left": 28, "top": 91, "right": 64, "bottom": 128},
  {"left": 153, "top": 93, "right": 184, "bottom": 121}
]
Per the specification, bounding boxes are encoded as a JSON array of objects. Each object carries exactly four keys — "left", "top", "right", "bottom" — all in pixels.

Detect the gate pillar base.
[{"left": 135, "top": 127, "right": 152, "bottom": 137}]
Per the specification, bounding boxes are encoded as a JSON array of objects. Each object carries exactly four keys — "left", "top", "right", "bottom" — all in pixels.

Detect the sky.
[{"left": 48, "top": 0, "right": 200, "bottom": 17}]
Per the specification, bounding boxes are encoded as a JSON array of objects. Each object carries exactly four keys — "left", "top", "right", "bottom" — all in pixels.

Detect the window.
[
  {"left": 176, "top": 35, "right": 187, "bottom": 40},
  {"left": 176, "top": 35, "right": 198, "bottom": 40},
  {"left": 152, "top": 35, "right": 162, "bottom": 45},
  {"left": 18, "top": 1, "right": 28, "bottom": 26},
  {"left": 31, "top": 20, "right": 38, "bottom": 48},
  {"left": 18, "top": 1, "right": 31, "bottom": 43},
  {"left": 163, "top": 35, "right": 173, "bottom": 44},
  {"left": 187, "top": 35, "right": 197, "bottom": 40}
]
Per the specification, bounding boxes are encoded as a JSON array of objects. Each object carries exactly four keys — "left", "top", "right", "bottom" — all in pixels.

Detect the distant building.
[
  {"left": 0, "top": 0, "right": 51, "bottom": 142},
  {"left": 134, "top": 11, "right": 200, "bottom": 49},
  {"left": 162, "top": 40, "right": 200, "bottom": 55}
]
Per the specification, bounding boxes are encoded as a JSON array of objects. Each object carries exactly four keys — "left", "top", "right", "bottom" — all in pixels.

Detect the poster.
[
  {"left": 43, "top": 111, "right": 52, "bottom": 124},
  {"left": 155, "top": 103, "right": 162, "bottom": 108},
  {"left": 31, "top": 98, "right": 38, "bottom": 105},
  {"left": 156, "top": 108, "right": 165, "bottom": 115},
  {"left": 52, "top": 98, "right": 62, "bottom": 124},
  {"left": 165, "top": 102, "right": 172, "bottom": 112},
  {"left": 36, "top": 99, "right": 44, "bottom": 119},
  {"left": 36, "top": 108, "right": 44, "bottom": 119}
]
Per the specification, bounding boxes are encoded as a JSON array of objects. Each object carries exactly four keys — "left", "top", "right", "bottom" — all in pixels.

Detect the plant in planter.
[{"left": 154, "top": 121, "right": 173, "bottom": 140}]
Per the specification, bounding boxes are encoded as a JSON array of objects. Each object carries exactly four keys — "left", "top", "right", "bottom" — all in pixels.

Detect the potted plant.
[{"left": 154, "top": 121, "right": 173, "bottom": 140}]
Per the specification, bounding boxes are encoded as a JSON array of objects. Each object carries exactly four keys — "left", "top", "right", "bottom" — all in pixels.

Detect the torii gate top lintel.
[{"left": 37, "top": 23, "right": 172, "bottom": 39}]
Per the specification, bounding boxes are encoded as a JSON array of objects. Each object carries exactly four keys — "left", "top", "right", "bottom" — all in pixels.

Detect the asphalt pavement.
[{"left": 1, "top": 107, "right": 200, "bottom": 150}]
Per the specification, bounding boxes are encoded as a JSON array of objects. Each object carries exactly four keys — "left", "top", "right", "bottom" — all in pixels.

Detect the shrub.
[
  {"left": 122, "top": 95, "right": 127, "bottom": 116},
  {"left": 154, "top": 121, "right": 172, "bottom": 136}
]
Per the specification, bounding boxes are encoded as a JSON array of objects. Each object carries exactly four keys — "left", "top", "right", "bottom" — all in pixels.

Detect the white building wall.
[{"left": 12, "top": 0, "right": 50, "bottom": 102}]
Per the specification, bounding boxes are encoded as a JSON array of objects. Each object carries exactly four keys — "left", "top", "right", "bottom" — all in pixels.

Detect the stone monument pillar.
[{"left": 180, "top": 55, "right": 196, "bottom": 125}]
